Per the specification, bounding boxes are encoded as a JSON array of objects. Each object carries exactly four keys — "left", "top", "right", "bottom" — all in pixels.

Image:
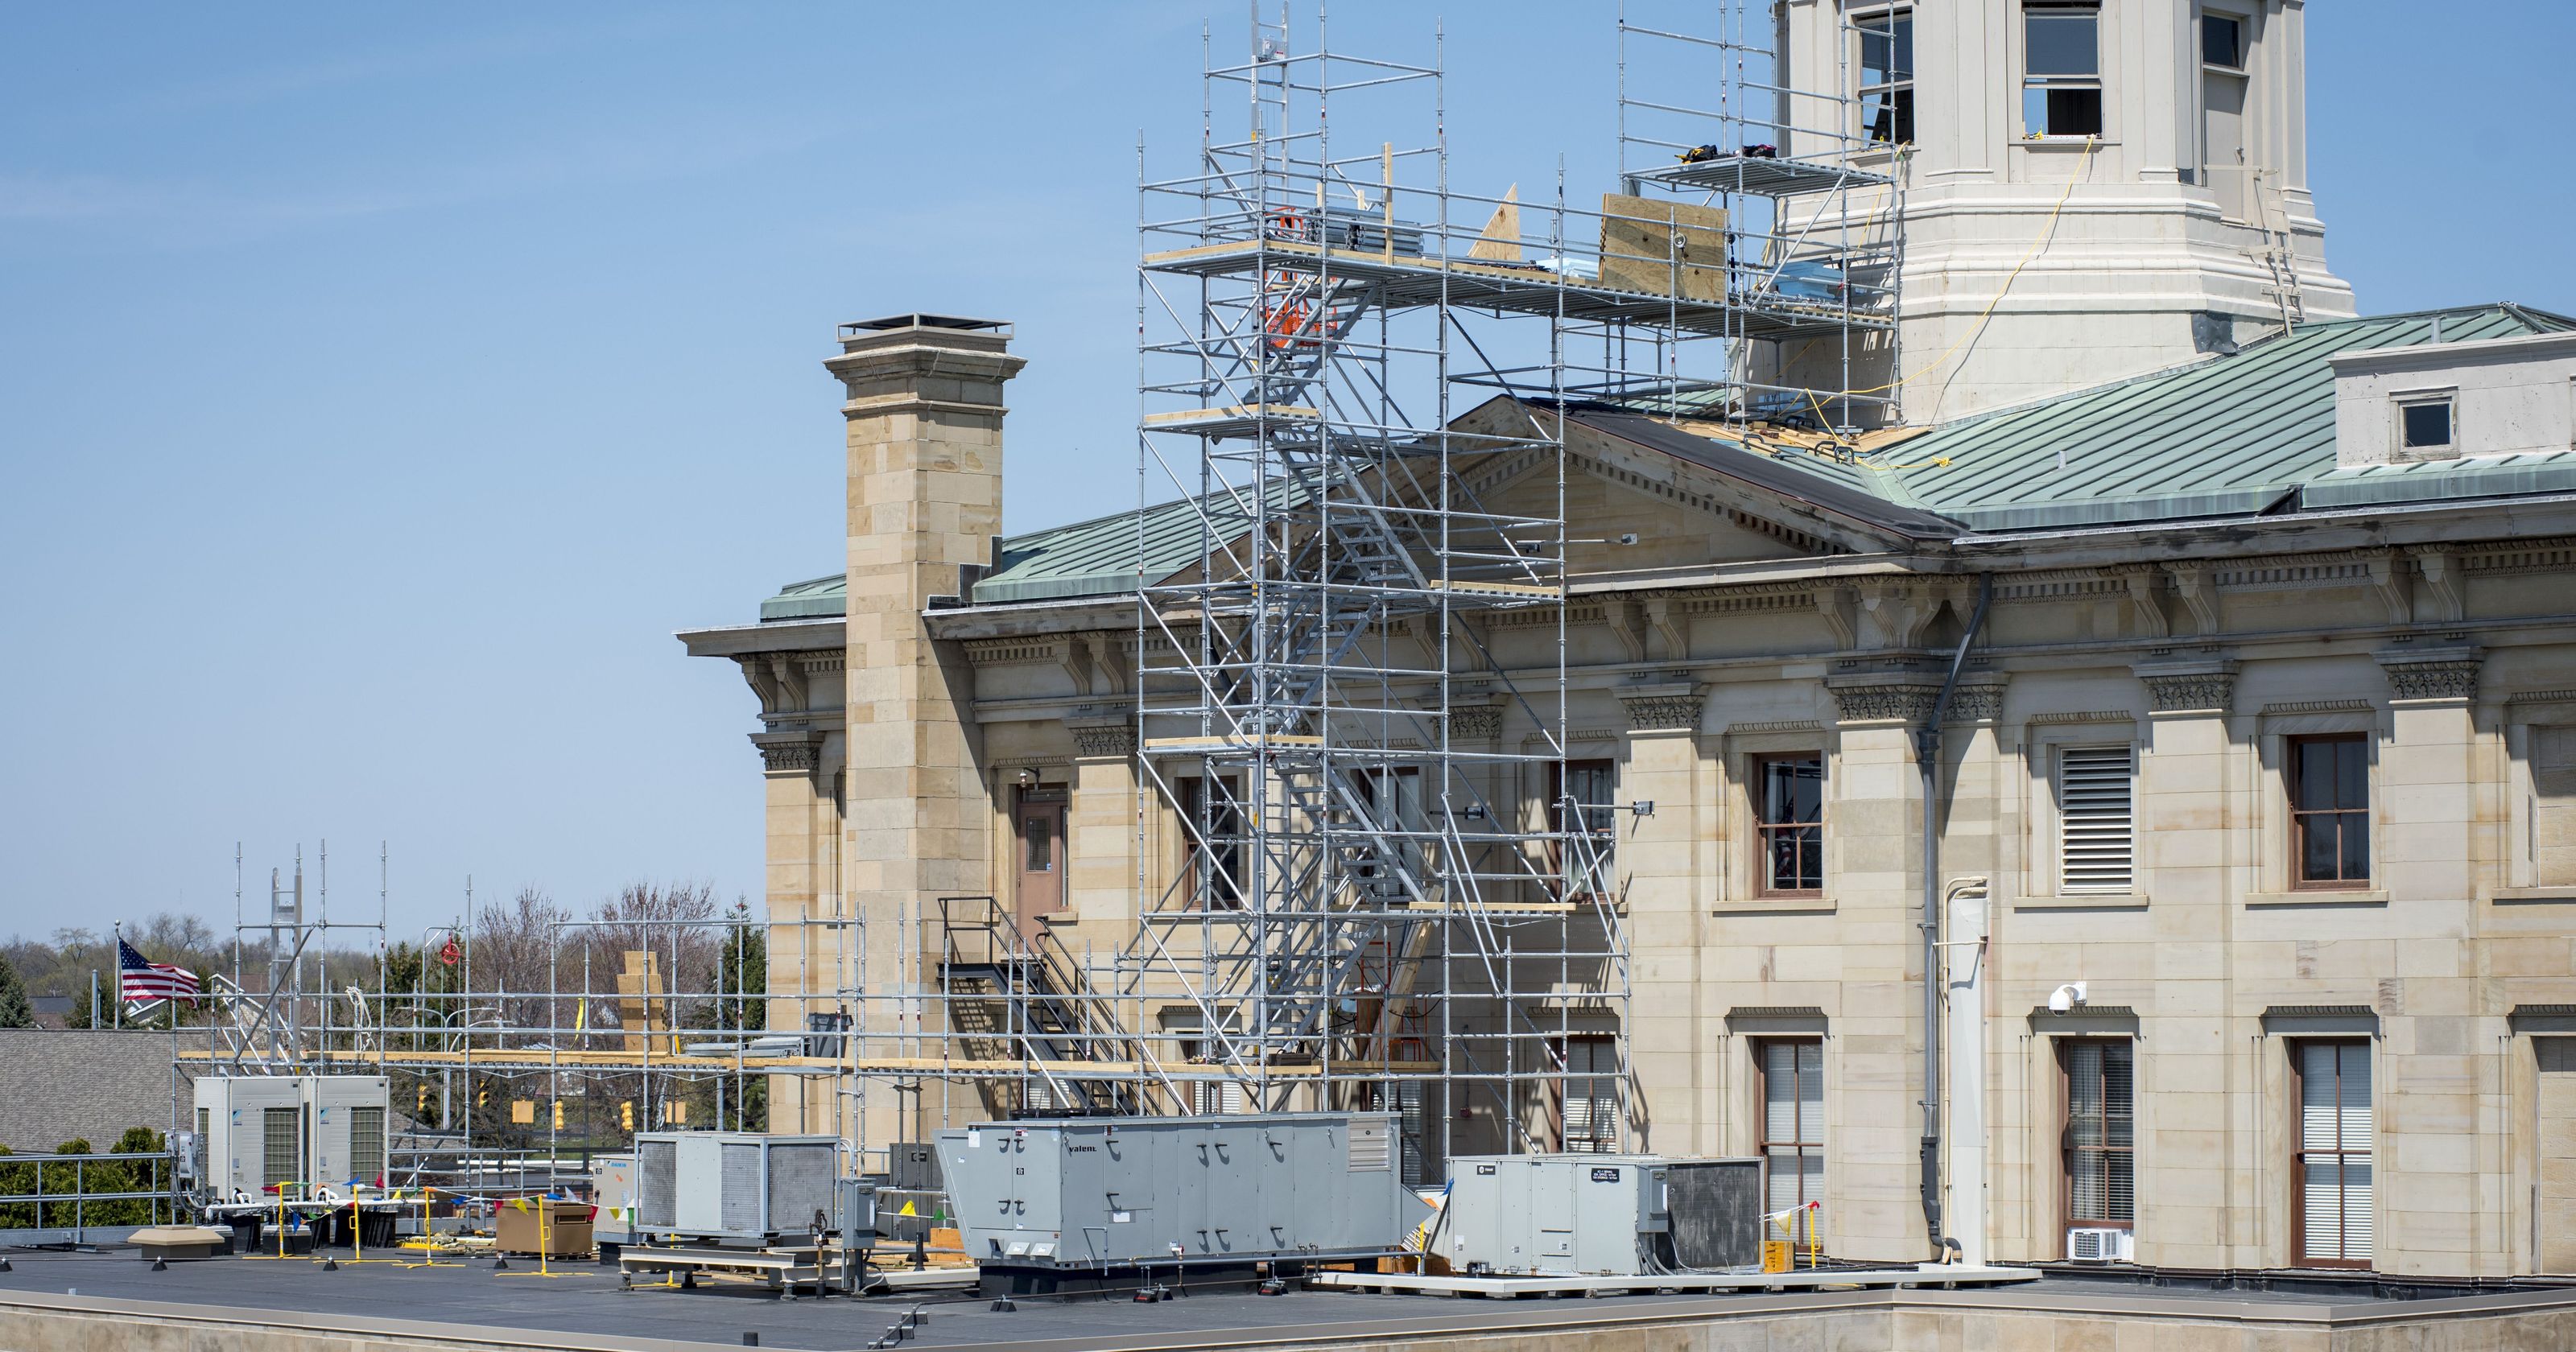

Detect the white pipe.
[{"left": 1945, "top": 876, "right": 1991, "bottom": 1268}]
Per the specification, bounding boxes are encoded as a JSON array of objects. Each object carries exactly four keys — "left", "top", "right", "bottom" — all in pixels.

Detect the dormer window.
[
  {"left": 2396, "top": 393, "right": 2455, "bottom": 460},
  {"left": 2025, "top": 3, "right": 2103, "bottom": 139}
]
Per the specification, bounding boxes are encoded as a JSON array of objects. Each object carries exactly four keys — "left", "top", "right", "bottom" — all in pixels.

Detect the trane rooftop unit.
[{"left": 630, "top": 1131, "right": 844, "bottom": 1247}]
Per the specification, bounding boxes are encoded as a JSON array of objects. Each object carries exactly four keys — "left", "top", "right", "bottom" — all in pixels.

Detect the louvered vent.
[{"left": 2058, "top": 744, "right": 2136, "bottom": 892}]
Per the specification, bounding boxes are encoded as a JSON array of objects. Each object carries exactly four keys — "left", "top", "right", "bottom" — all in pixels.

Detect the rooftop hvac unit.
[
  {"left": 630, "top": 1132, "right": 844, "bottom": 1247},
  {"left": 935, "top": 1113, "right": 1423, "bottom": 1287},
  {"left": 2066, "top": 1226, "right": 2133, "bottom": 1263},
  {"left": 1443, "top": 1155, "right": 1670, "bottom": 1276},
  {"left": 192, "top": 1075, "right": 388, "bottom": 1204}
]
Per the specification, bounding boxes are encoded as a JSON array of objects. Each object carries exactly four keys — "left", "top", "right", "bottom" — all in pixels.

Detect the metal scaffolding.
[{"left": 177, "top": 3, "right": 1906, "bottom": 1191}]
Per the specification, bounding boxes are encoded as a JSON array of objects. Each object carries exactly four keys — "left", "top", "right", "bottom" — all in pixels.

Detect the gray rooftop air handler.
[
  {"left": 629, "top": 1132, "right": 843, "bottom": 1247},
  {"left": 935, "top": 1112, "right": 1422, "bottom": 1293},
  {"left": 1440, "top": 1154, "right": 1670, "bottom": 1276},
  {"left": 1660, "top": 1158, "right": 1762, "bottom": 1270}
]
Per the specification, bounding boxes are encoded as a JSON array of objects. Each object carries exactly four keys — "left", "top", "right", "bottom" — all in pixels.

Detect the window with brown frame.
[
  {"left": 1755, "top": 754, "right": 1826, "bottom": 896},
  {"left": 2289, "top": 734, "right": 2370, "bottom": 888},
  {"left": 1550, "top": 759, "right": 1617, "bottom": 899},
  {"left": 1757, "top": 1039, "right": 1826, "bottom": 1243},
  {"left": 2293, "top": 1039, "right": 2373, "bottom": 1268},
  {"left": 1176, "top": 776, "right": 1245, "bottom": 909},
  {"left": 1556, "top": 1034, "right": 1620, "bottom": 1154},
  {"left": 2060, "top": 1039, "right": 2134, "bottom": 1232}
]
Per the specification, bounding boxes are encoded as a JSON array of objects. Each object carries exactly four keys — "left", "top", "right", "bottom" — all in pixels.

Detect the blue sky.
[{"left": 2, "top": 2, "right": 2570, "bottom": 946}]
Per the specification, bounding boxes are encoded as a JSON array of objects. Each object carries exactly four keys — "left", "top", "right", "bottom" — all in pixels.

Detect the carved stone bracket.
[
  {"left": 2116, "top": 566, "right": 2169, "bottom": 640},
  {"left": 2376, "top": 645, "right": 2483, "bottom": 703},
  {"left": 2406, "top": 546, "right": 2465, "bottom": 624},
  {"left": 2164, "top": 562, "right": 2221, "bottom": 637},
  {"left": 1618, "top": 682, "right": 1706, "bottom": 733},
  {"left": 749, "top": 731, "right": 823, "bottom": 777},
  {"left": 2133, "top": 657, "right": 2239, "bottom": 715},
  {"left": 740, "top": 652, "right": 812, "bottom": 719},
  {"left": 1065, "top": 707, "right": 1138, "bottom": 760}
]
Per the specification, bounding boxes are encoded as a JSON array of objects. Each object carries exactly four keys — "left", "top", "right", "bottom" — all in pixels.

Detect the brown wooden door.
[{"left": 1013, "top": 789, "right": 1067, "bottom": 940}]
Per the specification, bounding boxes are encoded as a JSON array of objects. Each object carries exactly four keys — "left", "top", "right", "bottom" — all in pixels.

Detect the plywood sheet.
[{"left": 1598, "top": 192, "right": 1728, "bottom": 302}]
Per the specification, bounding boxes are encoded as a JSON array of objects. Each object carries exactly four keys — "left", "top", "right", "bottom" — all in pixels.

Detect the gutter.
[{"left": 1913, "top": 572, "right": 1991, "bottom": 1255}]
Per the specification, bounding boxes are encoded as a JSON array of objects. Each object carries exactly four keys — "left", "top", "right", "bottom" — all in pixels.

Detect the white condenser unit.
[
  {"left": 2066, "top": 1226, "right": 2132, "bottom": 1262},
  {"left": 631, "top": 1131, "right": 843, "bottom": 1247}
]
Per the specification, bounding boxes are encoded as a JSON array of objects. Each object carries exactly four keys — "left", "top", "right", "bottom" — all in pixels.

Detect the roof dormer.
[{"left": 2330, "top": 329, "right": 2576, "bottom": 468}]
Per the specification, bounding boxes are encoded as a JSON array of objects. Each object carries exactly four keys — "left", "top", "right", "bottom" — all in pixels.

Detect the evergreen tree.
[{"left": 0, "top": 952, "right": 33, "bottom": 1028}]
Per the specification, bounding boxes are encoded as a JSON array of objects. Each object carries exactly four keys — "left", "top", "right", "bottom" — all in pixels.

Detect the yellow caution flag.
[{"left": 898, "top": 1199, "right": 918, "bottom": 1217}]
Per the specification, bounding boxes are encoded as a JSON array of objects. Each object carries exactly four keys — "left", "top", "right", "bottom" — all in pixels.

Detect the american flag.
[{"left": 118, "top": 937, "right": 200, "bottom": 1003}]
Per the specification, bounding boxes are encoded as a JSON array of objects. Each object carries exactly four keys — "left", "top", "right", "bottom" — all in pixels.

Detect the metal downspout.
[{"left": 1915, "top": 573, "right": 1992, "bottom": 1256}]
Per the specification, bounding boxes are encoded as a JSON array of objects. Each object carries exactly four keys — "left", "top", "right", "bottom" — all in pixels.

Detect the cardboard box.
[{"left": 495, "top": 1199, "right": 595, "bottom": 1257}]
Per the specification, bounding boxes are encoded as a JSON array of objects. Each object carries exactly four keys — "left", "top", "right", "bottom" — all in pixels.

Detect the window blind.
[{"left": 2058, "top": 744, "right": 2136, "bottom": 892}]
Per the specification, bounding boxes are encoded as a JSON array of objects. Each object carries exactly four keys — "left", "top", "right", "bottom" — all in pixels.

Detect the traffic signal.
[
  {"left": 620, "top": 1100, "right": 634, "bottom": 1131},
  {"left": 551, "top": 1100, "right": 564, "bottom": 1131},
  {"left": 477, "top": 1085, "right": 489, "bottom": 1111},
  {"left": 415, "top": 1083, "right": 428, "bottom": 1115}
]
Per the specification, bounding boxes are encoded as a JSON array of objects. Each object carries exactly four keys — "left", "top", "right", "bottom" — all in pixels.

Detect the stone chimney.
[{"left": 825, "top": 314, "right": 1022, "bottom": 1146}]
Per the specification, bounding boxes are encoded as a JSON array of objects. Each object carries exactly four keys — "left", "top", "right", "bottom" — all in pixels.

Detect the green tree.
[{"left": 0, "top": 951, "right": 33, "bottom": 1028}]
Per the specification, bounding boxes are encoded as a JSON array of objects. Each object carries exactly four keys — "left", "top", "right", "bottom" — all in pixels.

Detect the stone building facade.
[
  {"left": 686, "top": 303, "right": 2576, "bottom": 1278},
  {"left": 678, "top": 2, "right": 2576, "bottom": 1283}
]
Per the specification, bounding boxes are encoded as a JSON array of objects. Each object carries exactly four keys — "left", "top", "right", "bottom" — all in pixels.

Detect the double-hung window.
[
  {"left": 2289, "top": 734, "right": 2370, "bottom": 888},
  {"left": 1760, "top": 1040, "right": 1826, "bottom": 1242},
  {"left": 2294, "top": 1041, "right": 2373, "bottom": 1268},
  {"left": 1553, "top": 759, "right": 1617, "bottom": 900},
  {"left": 2024, "top": 3, "right": 2103, "bottom": 138},
  {"left": 1558, "top": 1035, "right": 1620, "bottom": 1153},
  {"left": 2058, "top": 744, "right": 2136, "bottom": 893},
  {"left": 1857, "top": 9, "right": 1914, "bottom": 146},
  {"left": 2062, "top": 1040, "right": 2135, "bottom": 1231},
  {"left": 1756, "top": 754, "right": 1826, "bottom": 896}
]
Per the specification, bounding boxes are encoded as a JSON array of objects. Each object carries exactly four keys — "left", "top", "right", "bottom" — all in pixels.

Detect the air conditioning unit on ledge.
[{"left": 2066, "top": 1226, "right": 2133, "bottom": 1262}]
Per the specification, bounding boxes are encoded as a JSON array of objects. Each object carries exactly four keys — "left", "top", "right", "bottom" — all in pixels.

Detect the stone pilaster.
[
  {"left": 828, "top": 315, "right": 1024, "bottom": 1151},
  {"left": 1064, "top": 709, "right": 1140, "bottom": 932},
  {"left": 1613, "top": 683, "right": 1705, "bottom": 1154}
]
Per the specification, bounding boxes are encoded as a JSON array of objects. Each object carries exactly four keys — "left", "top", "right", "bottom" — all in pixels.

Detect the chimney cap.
[{"left": 840, "top": 314, "right": 1011, "bottom": 340}]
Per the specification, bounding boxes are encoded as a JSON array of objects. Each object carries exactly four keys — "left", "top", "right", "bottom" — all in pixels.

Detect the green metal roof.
[
  {"left": 760, "top": 573, "right": 844, "bottom": 622},
  {"left": 972, "top": 478, "right": 1302, "bottom": 604},
  {"left": 2305, "top": 449, "right": 2576, "bottom": 510},
  {"left": 1872, "top": 304, "right": 2575, "bottom": 528},
  {"left": 753, "top": 304, "right": 2576, "bottom": 623}
]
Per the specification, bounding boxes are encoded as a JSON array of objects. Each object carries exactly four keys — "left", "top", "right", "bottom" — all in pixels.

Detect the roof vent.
[{"left": 2190, "top": 311, "right": 2239, "bottom": 357}]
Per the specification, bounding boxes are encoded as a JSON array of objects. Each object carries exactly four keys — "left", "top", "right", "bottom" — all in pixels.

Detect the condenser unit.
[
  {"left": 2066, "top": 1226, "right": 2133, "bottom": 1262},
  {"left": 630, "top": 1131, "right": 844, "bottom": 1247}
]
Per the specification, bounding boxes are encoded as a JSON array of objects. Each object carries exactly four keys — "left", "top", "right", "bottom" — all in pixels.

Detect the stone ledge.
[
  {"left": 2013, "top": 892, "right": 2149, "bottom": 912},
  {"left": 2490, "top": 886, "right": 2576, "bottom": 905},
  {"left": 2246, "top": 889, "right": 2389, "bottom": 909},
  {"left": 1712, "top": 897, "right": 1839, "bottom": 916}
]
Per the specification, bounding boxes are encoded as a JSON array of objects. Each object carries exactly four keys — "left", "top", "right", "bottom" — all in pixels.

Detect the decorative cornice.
[
  {"left": 1726, "top": 719, "right": 1824, "bottom": 736},
  {"left": 749, "top": 732, "right": 823, "bottom": 776},
  {"left": 1447, "top": 702, "right": 1505, "bottom": 741},
  {"left": 2376, "top": 645, "right": 2483, "bottom": 703},
  {"left": 1826, "top": 678, "right": 1943, "bottom": 724},
  {"left": 1946, "top": 677, "right": 2008, "bottom": 724},
  {"left": 1064, "top": 708, "right": 1137, "bottom": 759},
  {"left": 2509, "top": 689, "right": 2576, "bottom": 707},
  {"left": 2261, "top": 699, "right": 2375, "bottom": 716},
  {"left": 2133, "top": 657, "right": 2239, "bottom": 715},
  {"left": 2026, "top": 710, "right": 2136, "bottom": 725},
  {"left": 1618, "top": 682, "right": 1706, "bottom": 732}
]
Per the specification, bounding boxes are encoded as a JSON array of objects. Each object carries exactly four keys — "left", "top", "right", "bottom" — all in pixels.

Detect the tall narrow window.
[
  {"left": 2200, "top": 10, "right": 2249, "bottom": 216},
  {"left": 1857, "top": 9, "right": 1914, "bottom": 145},
  {"left": 2295, "top": 1041, "right": 2373, "bottom": 1268},
  {"left": 2061, "top": 1041, "right": 2135, "bottom": 1233},
  {"left": 1760, "top": 1040, "right": 1827, "bottom": 1242},
  {"left": 2058, "top": 744, "right": 2136, "bottom": 892},
  {"left": 1558, "top": 1035, "right": 1620, "bottom": 1153},
  {"left": 1178, "top": 777, "right": 1245, "bottom": 909},
  {"left": 2289, "top": 734, "right": 2370, "bottom": 888},
  {"left": 1756, "top": 754, "right": 1826, "bottom": 896},
  {"left": 2024, "top": 3, "right": 2103, "bottom": 138},
  {"left": 2534, "top": 726, "right": 2576, "bottom": 886},
  {"left": 1552, "top": 759, "right": 1617, "bottom": 899}
]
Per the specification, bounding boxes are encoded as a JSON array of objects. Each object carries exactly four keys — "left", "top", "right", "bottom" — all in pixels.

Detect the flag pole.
[{"left": 114, "top": 921, "right": 122, "bottom": 1029}]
